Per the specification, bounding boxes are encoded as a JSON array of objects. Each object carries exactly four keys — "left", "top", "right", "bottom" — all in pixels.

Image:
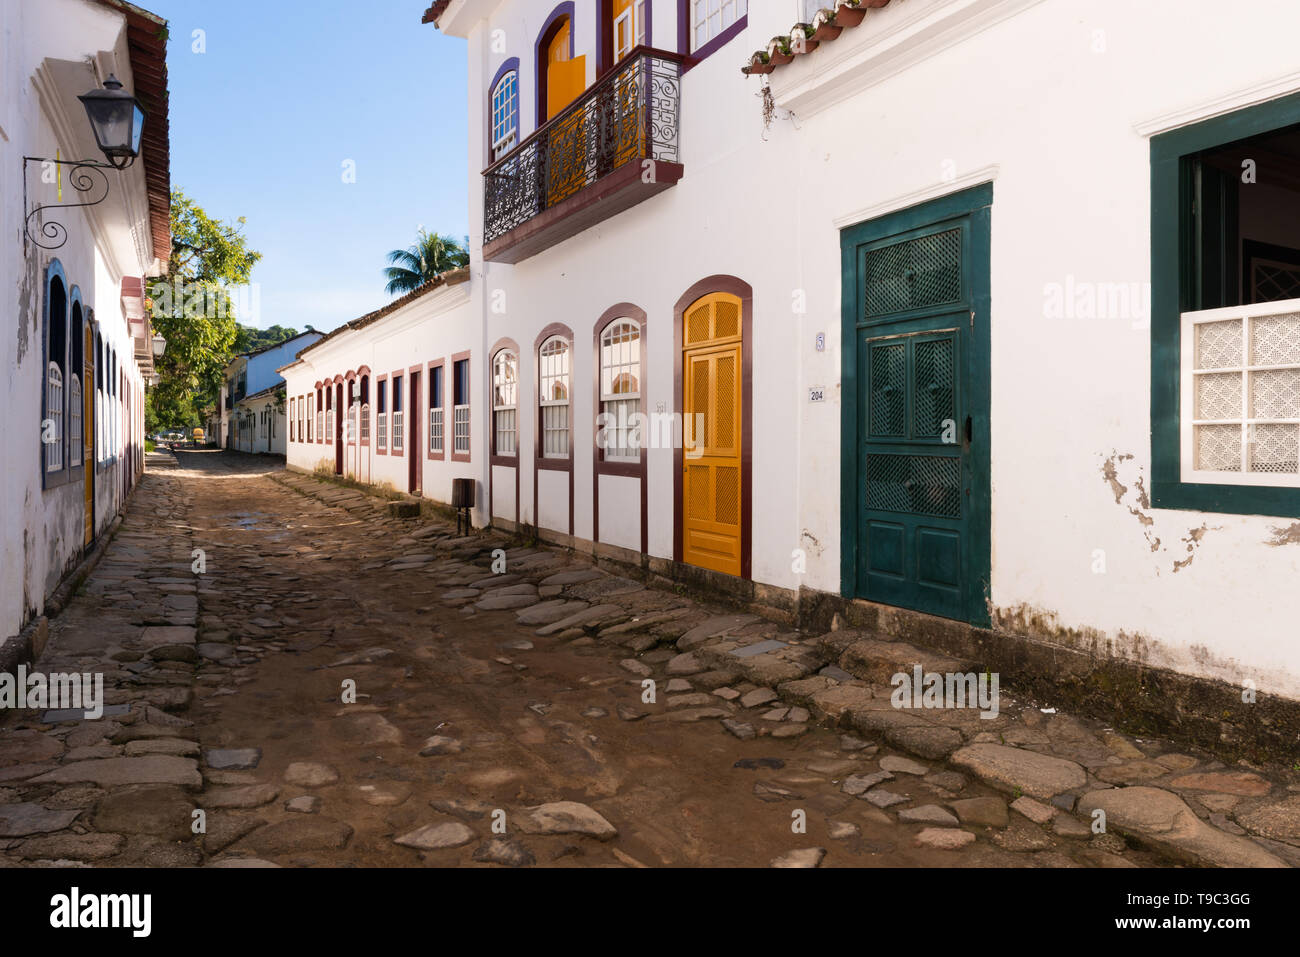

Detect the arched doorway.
[
  {"left": 675, "top": 282, "right": 751, "bottom": 580},
  {"left": 538, "top": 7, "right": 585, "bottom": 123}
]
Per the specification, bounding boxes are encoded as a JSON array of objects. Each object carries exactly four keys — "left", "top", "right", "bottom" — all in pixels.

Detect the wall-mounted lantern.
[{"left": 23, "top": 74, "right": 148, "bottom": 250}]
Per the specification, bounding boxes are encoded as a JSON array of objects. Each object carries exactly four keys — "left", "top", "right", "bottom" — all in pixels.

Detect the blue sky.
[{"left": 146, "top": 0, "right": 468, "bottom": 333}]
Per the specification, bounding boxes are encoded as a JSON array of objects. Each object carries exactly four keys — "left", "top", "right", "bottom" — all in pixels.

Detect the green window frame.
[{"left": 1150, "top": 90, "right": 1300, "bottom": 518}]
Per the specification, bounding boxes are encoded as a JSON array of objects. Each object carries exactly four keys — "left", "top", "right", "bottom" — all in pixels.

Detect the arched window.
[
  {"left": 45, "top": 270, "right": 67, "bottom": 475},
  {"left": 346, "top": 379, "right": 357, "bottom": 445},
  {"left": 599, "top": 319, "right": 641, "bottom": 460},
  {"left": 538, "top": 336, "right": 570, "bottom": 458},
  {"left": 360, "top": 375, "right": 371, "bottom": 444},
  {"left": 316, "top": 387, "right": 324, "bottom": 442},
  {"left": 493, "top": 349, "right": 518, "bottom": 456},
  {"left": 70, "top": 301, "right": 84, "bottom": 467},
  {"left": 490, "top": 64, "right": 520, "bottom": 161},
  {"left": 325, "top": 385, "right": 334, "bottom": 445}
]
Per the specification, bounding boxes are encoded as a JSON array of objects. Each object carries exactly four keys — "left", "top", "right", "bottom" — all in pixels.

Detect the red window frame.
[
  {"left": 376, "top": 374, "right": 388, "bottom": 455},
  {"left": 451, "top": 351, "right": 472, "bottom": 464},
  {"left": 427, "top": 358, "right": 446, "bottom": 462}
]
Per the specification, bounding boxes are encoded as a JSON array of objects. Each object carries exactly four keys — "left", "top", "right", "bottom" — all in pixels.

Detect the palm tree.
[{"left": 383, "top": 230, "right": 470, "bottom": 295}]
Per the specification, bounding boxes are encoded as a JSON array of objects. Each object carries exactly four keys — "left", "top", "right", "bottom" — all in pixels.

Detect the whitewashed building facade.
[
  {"left": 290, "top": 0, "right": 1300, "bottom": 732},
  {"left": 281, "top": 270, "right": 483, "bottom": 510},
  {"left": 220, "top": 330, "right": 323, "bottom": 456},
  {"left": 1, "top": 0, "right": 169, "bottom": 658}
]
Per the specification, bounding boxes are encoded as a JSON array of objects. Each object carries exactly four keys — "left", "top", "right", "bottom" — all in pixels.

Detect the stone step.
[{"left": 837, "top": 636, "right": 977, "bottom": 685}]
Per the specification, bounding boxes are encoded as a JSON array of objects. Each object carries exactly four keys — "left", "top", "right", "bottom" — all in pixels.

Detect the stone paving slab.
[{"left": 2, "top": 457, "right": 1291, "bottom": 869}]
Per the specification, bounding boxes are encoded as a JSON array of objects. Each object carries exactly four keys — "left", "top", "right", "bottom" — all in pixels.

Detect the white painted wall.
[
  {"left": 1, "top": 0, "right": 157, "bottom": 643},
  {"left": 432, "top": 0, "right": 1300, "bottom": 699},
  {"left": 282, "top": 280, "right": 486, "bottom": 524}
]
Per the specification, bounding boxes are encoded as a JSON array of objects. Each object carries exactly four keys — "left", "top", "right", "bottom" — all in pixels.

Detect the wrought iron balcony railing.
[{"left": 483, "top": 47, "right": 685, "bottom": 263}]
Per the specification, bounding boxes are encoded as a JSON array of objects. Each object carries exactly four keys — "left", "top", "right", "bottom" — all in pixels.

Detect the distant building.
[{"left": 220, "top": 331, "right": 323, "bottom": 455}]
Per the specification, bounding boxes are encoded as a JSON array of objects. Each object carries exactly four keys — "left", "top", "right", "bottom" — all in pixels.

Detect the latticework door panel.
[
  {"left": 682, "top": 292, "right": 744, "bottom": 578},
  {"left": 863, "top": 228, "right": 962, "bottom": 318}
]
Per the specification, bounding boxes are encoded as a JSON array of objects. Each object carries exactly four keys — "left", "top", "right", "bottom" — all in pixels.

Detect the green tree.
[
  {"left": 383, "top": 230, "right": 469, "bottom": 295},
  {"left": 145, "top": 189, "right": 262, "bottom": 430},
  {"left": 233, "top": 323, "right": 303, "bottom": 355}
]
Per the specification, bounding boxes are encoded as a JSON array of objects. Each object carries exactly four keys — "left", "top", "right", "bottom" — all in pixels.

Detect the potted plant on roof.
[
  {"left": 743, "top": 50, "right": 775, "bottom": 75},
  {"left": 767, "top": 35, "right": 794, "bottom": 66},
  {"left": 812, "top": 9, "right": 843, "bottom": 43},
  {"left": 790, "top": 22, "right": 819, "bottom": 55}
]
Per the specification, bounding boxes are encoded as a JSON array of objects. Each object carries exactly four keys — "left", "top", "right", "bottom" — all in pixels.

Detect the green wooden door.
[{"left": 841, "top": 186, "right": 991, "bottom": 624}]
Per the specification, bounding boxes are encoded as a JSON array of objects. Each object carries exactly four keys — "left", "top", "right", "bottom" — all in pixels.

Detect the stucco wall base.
[
  {"left": 797, "top": 590, "right": 1300, "bottom": 765},
  {"left": 0, "top": 616, "right": 47, "bottom": 677}
]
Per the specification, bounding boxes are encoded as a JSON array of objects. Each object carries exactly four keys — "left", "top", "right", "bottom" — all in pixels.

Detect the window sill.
[
  {"left": 683, "top": 15, "right": 747, "bottom": 70},
  {"left": 1152, "top": 479, "right": 1300, "bottom": 520}
]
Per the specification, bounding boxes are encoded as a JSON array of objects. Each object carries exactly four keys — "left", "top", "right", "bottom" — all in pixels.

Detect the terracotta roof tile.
[
  {"left": 421, "top": 1, "right": 452, "bottom": 27},
  {"left": 91, "top": 0, "right": 171, "bottom": 266},
  {"left": 742, "top": 0, "right": 893, "bottom": 76}
]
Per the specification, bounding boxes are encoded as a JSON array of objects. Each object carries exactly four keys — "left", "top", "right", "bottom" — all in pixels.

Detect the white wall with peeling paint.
[{"left": 1, "top": 0, "right": 159, "bottom": 646}]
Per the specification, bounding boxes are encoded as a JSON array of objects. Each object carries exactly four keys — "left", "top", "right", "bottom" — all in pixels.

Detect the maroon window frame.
[
  {"left": 376, "top": 374, "right": 388, "bottom": 455},
  {"left": 534, "top": 324, "right": 575, "bottom": 537},
  {"left": 451, "top": 352, "right": 472, "bottom": 464},
  {"left": 427, "top": 358, "right": 446, "bottom": 462},
  {"left": 677, "top": 0, "right": 748, "bottom": 69}
]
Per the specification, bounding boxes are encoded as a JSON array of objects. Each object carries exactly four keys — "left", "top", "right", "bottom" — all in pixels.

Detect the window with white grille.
[
  {"left": 46, "top": 363, "right": 63, "bottom": 472},
  {"left": 539, "top": 336, "right": 570, "bottom": 458},
  {"left": 1182, "top": 298, "right": 1300, "bottom": 485},
  {"left": 431, "top": 407, "right": 444, "bottom": 454},
  {"left": 392, "top": 376, "right": 404, "bottom": 451},
  {"left": 360, "top": 403, "right": 371, "bottom": 443},
  {"left": 454, "top": 405, "right": 470, "bottom": 454},
  {"left": 70, "top": 373, "right": 84, "bottom": 465},
  {"left": 493, "top": 349, "right": 518, "bottom": 456},
  {"left": 429, "top": 365, "right": 444, "bottom": 454},
  {"left": 453, "top": 358, "right": 470, "bottom": 456},
  {"left": 325, "top": 403, "right": 333, "bottom": 443},
  {"left": 614, "top": 0, "right": 647, "bottom": 61},
  {"left": 491, "top": 70, "right": 519, "bottom": 162},
  {"left": 690, "top": 0, "right": 747, "bottom": 52},
  {"left": 600, "top": 320, "right": 641, "bottom": 460}
]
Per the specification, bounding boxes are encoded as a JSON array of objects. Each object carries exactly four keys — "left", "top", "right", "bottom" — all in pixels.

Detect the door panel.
[
  {"left": 859, "top": 324, "right": 966, "bottom": 619},
  {"left": 681, "top": 294, "right": 743, "bottom": 578},
  {"left": 855, "top": 214, "right": 976, "bottom": 621},
  {"left": 842, "top": 186, "right": 991, "bottom": 625}
]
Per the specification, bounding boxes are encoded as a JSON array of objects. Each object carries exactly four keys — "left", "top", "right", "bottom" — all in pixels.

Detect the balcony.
[{"left": 483, "top": 47, "right": 685, "bottom": 264}]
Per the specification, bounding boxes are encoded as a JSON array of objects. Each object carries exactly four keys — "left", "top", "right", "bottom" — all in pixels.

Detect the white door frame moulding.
[{"left": 832, "top": 164, "right": 999, "bottom": 230}]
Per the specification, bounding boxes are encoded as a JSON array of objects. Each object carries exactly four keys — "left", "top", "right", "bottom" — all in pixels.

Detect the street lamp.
[
  {"left": 77, "top": 75, "right": 147, "bottom": 170},
  {"left": 24, "top": 74, "right": 148, "bottom": 249},
  {"left": 151, "top": 331, "right": 167, "bottom": 358}
]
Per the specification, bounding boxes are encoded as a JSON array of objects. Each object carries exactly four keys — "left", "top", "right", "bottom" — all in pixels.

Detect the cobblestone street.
[{"left": 0, "top": 451, "right": 1296, "bottom": 868}]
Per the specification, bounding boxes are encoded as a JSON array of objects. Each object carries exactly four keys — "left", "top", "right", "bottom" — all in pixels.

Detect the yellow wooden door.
[
  {"left": 682, "top": 293, "right": 743, "bottom": 578},
  {"left": 83, "top": 325, "right": 94, "bottom": 545}
]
